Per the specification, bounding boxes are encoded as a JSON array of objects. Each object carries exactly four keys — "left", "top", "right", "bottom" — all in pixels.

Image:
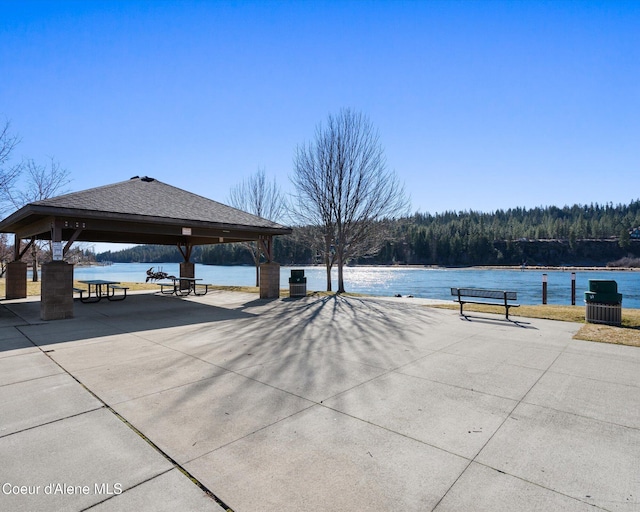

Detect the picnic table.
[
  {"left": 156, "top": 277, "right": 210, "bottom": 296},
  {"left": 77, "top": 280, "right": 129, "bottom": 303}
]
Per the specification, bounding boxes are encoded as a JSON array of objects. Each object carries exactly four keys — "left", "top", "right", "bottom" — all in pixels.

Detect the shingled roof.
[{"left": 0, "top": 176, "right": 291, "bottom": 246}]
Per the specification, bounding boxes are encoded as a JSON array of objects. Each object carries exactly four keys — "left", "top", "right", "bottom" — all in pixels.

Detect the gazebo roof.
[{"left": 0, "top": 176, "right": 291, "bottom": 246}]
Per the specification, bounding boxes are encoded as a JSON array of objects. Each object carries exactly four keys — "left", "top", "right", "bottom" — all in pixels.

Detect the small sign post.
[{"left": 52, "top": 242, "right": 63, "bottom": 261}]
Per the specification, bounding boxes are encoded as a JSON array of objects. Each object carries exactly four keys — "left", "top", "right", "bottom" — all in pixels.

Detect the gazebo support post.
[
  {"left": 179, "top": 261, "right": 195, "bottom": 291},
  {"left": 41, "top": 261, "right": 74, "bottom": 320},
  {"left": 259, "top": 235, "right": 280, "bottom": 299},
  {"left": 6, "top": 260, "right": 27, "bottom": 299},
  {"left": 40, "top": 220, "right": 74, "bottom": 320},
  {"left": 5, "top": 235, "right": 32, "bottom": 299},
  {"left": 178, "top": 243, "right": 194, "bottom": 292},
  {"left": 259, "top": 262, "right": 280, "bottom": 299}
]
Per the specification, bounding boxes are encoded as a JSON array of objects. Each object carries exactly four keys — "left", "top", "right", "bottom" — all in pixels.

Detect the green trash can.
[{"left": 289, "top": 270, "right": 307, "bottom": 298}]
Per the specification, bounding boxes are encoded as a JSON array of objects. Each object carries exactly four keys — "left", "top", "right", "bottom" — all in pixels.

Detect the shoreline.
[
  {"left": 441, "top": 265, "right": 640, "bottom": 272},
  {"left": 73, "top": 262, "right": 640, "bottom": 272},
  {"left": 222, "top": 263, "right": 640, "bottom": 272},
  {"left": 343, "top": 264, "right": 640, "bottom": 272}
]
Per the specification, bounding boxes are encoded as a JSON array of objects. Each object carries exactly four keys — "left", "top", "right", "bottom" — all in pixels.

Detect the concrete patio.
[{"left": 0, "top": 291, "right": 638, "bottom": 511}]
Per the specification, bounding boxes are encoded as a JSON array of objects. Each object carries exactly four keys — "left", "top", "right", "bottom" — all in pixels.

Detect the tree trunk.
[
  {"left": 325, "top": 258, "right": 332, "bottom": 291},
  {"left": 324, "top": 234, "right": 332, "bottom": 291},
  {"left": 251, "top": 243, "right": 260, "bottom": 287},
  {"left": 337, "top": 252, "right": 345, "bottom": 293},
  {"left": 31, "top": 243, "right": 38, "bottom": 282}
]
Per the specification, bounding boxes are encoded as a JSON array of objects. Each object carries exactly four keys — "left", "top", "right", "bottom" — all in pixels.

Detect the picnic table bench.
[
  {"left": 193, "top": 283, "right": 211, "bottom": 296},
  {"left": 107, "top": 284, "right": 129, "bottom": 301},
  {"left": 451, "top": 287, "right": 519, "bottom": 319},
  {"left": 156, "top": 278, "right": 211, "bottom": 296}
]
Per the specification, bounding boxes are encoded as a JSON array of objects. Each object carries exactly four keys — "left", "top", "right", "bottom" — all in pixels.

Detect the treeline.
[
  {"left": 97, "top": 239, "right": 314, "bottom": 266},
  {"left": 377, "top": 201, "right": 640, "bottom": 266},
  {"left": 97, "top": 200, "right": 640, "bottom": 267},
  {"left": 411, "top": 201, "right": 640, "bottom": 242}
]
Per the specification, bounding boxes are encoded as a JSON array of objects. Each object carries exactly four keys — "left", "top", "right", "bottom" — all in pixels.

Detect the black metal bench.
[
  {"left": 73, "top": 287, "right": 85, "bottom": 300},
  {"left": 107, "top": 284, "right": 129, "bottom": 301},
  {"left": 451, "top": 287, "right": 519, "bottom": 319}
]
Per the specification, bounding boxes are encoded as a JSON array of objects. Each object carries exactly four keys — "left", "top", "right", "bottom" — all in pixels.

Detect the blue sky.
[{"left": 2, "top": 0, "right": 639, "bottom": 224}]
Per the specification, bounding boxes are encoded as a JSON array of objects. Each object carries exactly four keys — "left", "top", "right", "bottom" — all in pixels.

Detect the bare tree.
[
  {"left": 0, "top": 233, "right": 11, "bottom": 277},
  {"left": 290, "top": 140, "right": 336, "bottom": 290},
  {"left": 0, "top": 120, "right": 22, "bottom": 212},
  {"left": 292, "top": 109, "right": 409, "bottom": 293},
  {"left": 228, "top": 168, "right": 287, "bottom": 286},
  {"left": 5, "top": 157, "right": 71, "bottom": 207},
  {"left": 2, "top": 157, "right": 71, "bottom": 281}
]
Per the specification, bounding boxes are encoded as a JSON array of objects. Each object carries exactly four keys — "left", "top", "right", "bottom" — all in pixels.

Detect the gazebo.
[{"left": 0, "top": 176, "right": 292, "bottom": 319}]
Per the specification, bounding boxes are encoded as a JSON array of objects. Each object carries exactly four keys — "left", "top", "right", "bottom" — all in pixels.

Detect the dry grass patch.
[{"left": 574, "top": 323, "right": 640, "bottom": 347}]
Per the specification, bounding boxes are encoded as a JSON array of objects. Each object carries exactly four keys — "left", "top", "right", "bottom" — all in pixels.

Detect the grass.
[{"left": 2, "top": 278, "right": 639, "bottom": 347}]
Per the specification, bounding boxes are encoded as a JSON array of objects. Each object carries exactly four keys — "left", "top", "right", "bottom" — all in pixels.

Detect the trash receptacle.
[
  {"left": 584, "top": 279, "right": 622, "bottom": 326},
  {"left": 289, "top": 269, "right": 307, "bottom": 298}
]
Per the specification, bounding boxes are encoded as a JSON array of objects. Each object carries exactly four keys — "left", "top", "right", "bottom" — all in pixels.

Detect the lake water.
[{"left": 73, "top": 263, "right": 640, "bottom": 308}]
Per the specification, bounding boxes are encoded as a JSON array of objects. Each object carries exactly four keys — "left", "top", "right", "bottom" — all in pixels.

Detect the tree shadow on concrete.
[
  {"left": 100, "top": 293, "right": 453, "bottom": 466},
  {"left": 0, "top": 293, "right": 258, "bottom": 351}
]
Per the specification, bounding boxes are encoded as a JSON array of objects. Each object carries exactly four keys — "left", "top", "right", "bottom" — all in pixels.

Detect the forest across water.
[{"left": 96, "top": 201, "right": 640, "bottom": 268}]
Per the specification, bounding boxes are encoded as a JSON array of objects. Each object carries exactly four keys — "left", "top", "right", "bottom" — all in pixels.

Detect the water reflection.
[{"left": 71, "top": 263, "right": 640, "bottom": 308}]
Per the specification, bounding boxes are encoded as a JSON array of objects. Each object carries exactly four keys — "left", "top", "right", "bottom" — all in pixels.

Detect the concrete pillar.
[
  {"left": 260, "top": 262, "right": 280, "bottom": 299},
  {"left": 6, "top": 261, "right": 27, "bottom": 299},
  {"left": 180, "top": 261, "right": 195, "bottom": 291},
  {"left": 41, "top": 261, "right": 74, "bottom": 320}
]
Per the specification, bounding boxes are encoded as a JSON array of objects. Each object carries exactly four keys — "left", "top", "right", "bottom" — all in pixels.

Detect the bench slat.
[
  {"left": 451, "top": 288, "right": 517, "bottom": 300},
  {"left": 457, "top": 299, "right": 520, "bottom": 307}
]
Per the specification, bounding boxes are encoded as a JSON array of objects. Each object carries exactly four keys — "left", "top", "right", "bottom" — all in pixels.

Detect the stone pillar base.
[
  {"left": 260, "top": 262, "right": 280, "bottom": 299},
  {"left": 6, "top": 261, "right": 28, "bottom": 299},
  {"left": 41, "top": 262, "right": 74, "bottom": 320},
  {"left": 180, "top": 261, "right": 195, "bottom": 291}
]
